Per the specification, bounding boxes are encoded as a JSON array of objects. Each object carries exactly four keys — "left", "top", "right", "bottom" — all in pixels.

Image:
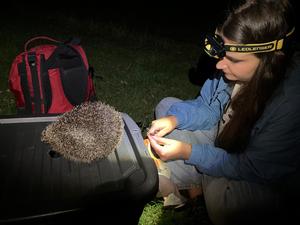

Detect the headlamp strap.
[{"left": 225, "top": 27, "right": 295, "bottom": 53}]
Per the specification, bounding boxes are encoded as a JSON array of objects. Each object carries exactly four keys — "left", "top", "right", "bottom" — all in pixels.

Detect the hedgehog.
[{"left": 41, "top": 101, "right": 124, "bottom": 163}]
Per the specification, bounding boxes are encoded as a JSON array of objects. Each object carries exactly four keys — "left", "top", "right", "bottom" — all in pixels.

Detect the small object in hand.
[{"left": 144, "top": 138, "right": 160, "bottom": 160}]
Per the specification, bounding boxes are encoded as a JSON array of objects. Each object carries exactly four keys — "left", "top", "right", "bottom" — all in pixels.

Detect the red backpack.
[{"left": 8, "top": 36, "right": 96, "bottom": 114}]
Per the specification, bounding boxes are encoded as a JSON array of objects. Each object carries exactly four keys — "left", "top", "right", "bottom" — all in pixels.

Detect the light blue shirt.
[{"left": 167, "top": 58, "right": 300, "bottom": 184}]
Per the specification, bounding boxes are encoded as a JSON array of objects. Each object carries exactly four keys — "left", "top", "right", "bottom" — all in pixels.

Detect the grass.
[
  {"left": 139, "top": 198, "right": 213, "bottom": 225},
  {"left": 0, "top": 10, "right": 200, "bottom": 122},
  {"left": 0, "top": 8, "right": 212, "bottom": 225}
]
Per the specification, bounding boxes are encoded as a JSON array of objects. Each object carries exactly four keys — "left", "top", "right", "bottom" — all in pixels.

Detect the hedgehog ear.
[{"left": 48, "top": 150, "right": 62, "bottom": 159}]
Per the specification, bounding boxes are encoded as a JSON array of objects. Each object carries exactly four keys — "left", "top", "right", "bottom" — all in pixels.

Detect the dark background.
[
  {"left": 1, "top": 1, "right": 231, "bottom": 42},
  {"left": 1, "top": 0, "right": 299, "bottom": 42}
]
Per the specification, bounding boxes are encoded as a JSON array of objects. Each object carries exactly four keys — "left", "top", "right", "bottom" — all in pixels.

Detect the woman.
[{"left": 147, "top": 0, "right": 300, "bottom": 224}]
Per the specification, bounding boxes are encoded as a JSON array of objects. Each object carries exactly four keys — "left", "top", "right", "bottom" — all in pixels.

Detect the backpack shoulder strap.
[
  {"left": 27, "top": 52, "right": 41, "bottom": 114},
  {"left": 17, "top": 55, "right": 32, "bottom": 113}
]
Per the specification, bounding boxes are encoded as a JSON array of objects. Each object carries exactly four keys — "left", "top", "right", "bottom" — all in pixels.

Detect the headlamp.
[{"left": 204, "top": 27, "right": 295, "bottom": 59}]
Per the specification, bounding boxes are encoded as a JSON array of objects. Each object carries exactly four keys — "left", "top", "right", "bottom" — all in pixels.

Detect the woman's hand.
[
  {"left": 147, "top": 134, "right": 192, "bottom": 161},
  {"left": 147, "top": 115, "right": 177, "bottom": 137}
]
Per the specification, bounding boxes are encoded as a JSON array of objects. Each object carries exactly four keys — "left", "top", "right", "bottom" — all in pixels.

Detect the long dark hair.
[{"left": 216, "top": 0, "right": 296, "bottom": 153}]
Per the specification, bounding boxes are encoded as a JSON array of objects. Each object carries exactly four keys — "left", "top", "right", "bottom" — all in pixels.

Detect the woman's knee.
[{"left": 155, "top": 97, "right": 182, "bottom": 119}]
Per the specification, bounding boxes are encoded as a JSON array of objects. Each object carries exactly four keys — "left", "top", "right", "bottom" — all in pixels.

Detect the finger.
[
  {"left": 155, "top": 129, "right": 168, "bottom": 137},
  {"left": 148, "top": 135, "right": 164, "bottom": 152},
  {"left": 152, "top": 136, "right": 173, "bottom": 145},
  {"left": 147, "top": 127, "right": 155, "bottom": 136},
  {"left": 147, "top": 125, "right": 160, "bottom": 136},
  {"left": 150, "top": 135, "right": 165, "bottom": 145}
]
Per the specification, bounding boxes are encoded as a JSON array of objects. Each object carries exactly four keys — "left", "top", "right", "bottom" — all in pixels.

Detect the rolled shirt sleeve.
[{"left": 167, "top": 76, "right": 231, "bottom": 131}]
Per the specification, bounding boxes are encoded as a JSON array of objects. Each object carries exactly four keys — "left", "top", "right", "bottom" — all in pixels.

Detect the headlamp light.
[
  {"left": 204, "top": 34, "right": 226, "bottom": 59},
  {"left": 204, "top": 27, "right": 295, "bottom": 59}
]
